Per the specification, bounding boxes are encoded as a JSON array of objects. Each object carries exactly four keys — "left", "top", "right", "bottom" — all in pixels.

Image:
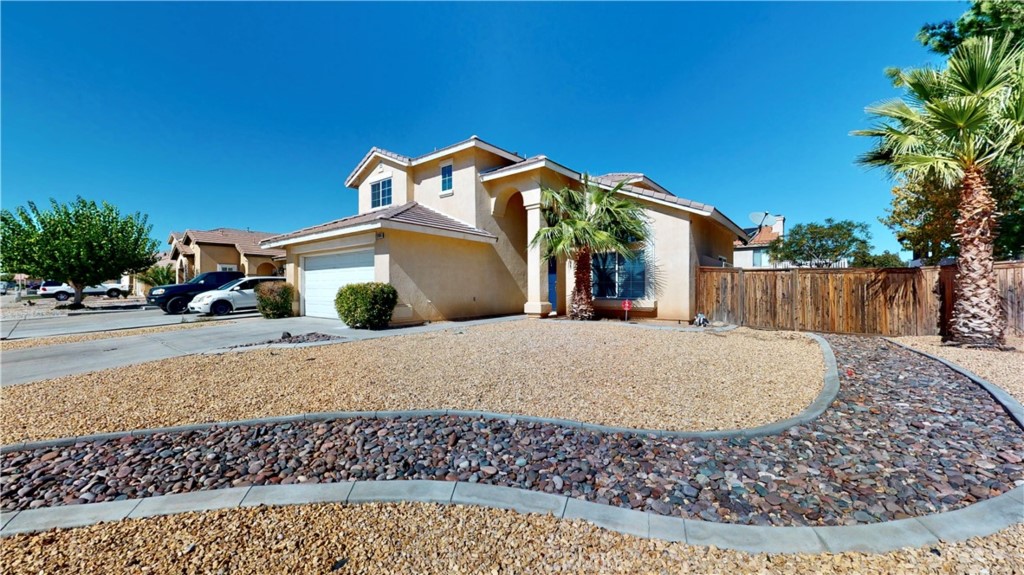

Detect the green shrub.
[
  {"left": 255, "top": 281, "right": 294, "bottom": 319},
  {"left": 334, "top": 282, "right": 398, "bottom": 329}
]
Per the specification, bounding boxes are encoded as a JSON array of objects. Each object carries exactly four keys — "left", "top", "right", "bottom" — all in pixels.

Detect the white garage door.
[{"left": 302, "top": 250, "right": 375, "bottom": 319}]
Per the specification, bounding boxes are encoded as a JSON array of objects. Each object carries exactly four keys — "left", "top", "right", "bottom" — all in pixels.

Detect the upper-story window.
[
  {"left": 371, "top": 178, "right": 392, "bottom": 208},
  {"left": 440, "top": 163, "right": 453, "bottom": 195}
]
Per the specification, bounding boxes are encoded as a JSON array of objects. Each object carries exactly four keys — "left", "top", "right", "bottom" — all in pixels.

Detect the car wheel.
[
  {"left": 211, "top": 300, "right": 232, "bottom": 316},
  {"left": 106, "top": 288, "right": 122, "bottom": 298},
  {"left": 55, "top": 292, "right": 70, "bottom": 302},
  {"left": 166, "top": 297, "right": 188, "bottom": 314}
]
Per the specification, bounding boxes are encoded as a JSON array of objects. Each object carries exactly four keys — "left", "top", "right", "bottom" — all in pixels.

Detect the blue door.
[{"left": 548, "top": 258, "right": 557, "bottom": 309}]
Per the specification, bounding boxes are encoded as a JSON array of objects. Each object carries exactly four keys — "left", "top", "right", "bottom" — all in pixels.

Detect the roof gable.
[{"left": 344, "top": 135, "right": 523, "bottom": 188}]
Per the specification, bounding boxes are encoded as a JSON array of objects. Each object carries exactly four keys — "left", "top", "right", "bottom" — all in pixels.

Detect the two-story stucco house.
[{"left": 260, "top": 136, "right": 745, "bottom": 323}]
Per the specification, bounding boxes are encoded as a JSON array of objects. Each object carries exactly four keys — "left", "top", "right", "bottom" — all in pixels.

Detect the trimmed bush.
[
  {"left": 334, "top": 282, "right": 398, "bottom": 329},
  {"left": 255, "top": 281, "right": 295, "bottom": 319}
]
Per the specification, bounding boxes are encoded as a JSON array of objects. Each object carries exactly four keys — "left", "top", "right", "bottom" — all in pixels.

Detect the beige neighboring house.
[
  {"left": 261, "top": 135, "right": 746, "bottom": 323},
  {"left": 169, "top": 228, "right": 285, "bottom": 283},
  {"left": 127, "top": 250, "right": 174, "bottom": 296},
  {"left": 733, "top": 216, "right": 786, "bottom": 268}
]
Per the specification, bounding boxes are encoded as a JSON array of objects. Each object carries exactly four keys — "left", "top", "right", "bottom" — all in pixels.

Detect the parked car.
[
  {"left": 38, "top": 280, "right": 128, "bottom": 301},
  {"left": 188, "top": 276, "right": 285, "bottom": 316},
  {"left": 147, "top": 271, "right": 245, "bottom": 314}
]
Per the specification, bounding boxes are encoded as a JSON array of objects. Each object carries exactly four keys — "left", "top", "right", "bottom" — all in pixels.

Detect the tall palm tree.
[
  {"left": 854, "top": 36, "right": 1023, "bottom": 347},
  {"left": 531, "top": 175, "right": 651, "bottom": 320}
]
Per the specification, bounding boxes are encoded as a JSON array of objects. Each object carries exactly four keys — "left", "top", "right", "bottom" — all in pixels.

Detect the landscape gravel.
[
  {"left": 2, "top": 332, "right": 1023, "bottom": 574},
  {"left": 0, "top": 322, "right": 824, "bottom": 443},
  {"left": 0, "top": 320, "right": 231, "bottom": 351},
  {"left": 3, "top": 335, "right": 1020, "bottom": 528},
  {"left": 894, "top": 335, "right": 1024, "bottom": 403},
  {"left": 2, "top": 502, "right": 1021, "bottom": 574}
]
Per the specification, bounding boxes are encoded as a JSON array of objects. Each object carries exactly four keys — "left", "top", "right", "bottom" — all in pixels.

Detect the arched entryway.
[{"left": 256, "top": 262, "right": 277, "bottom": 276}]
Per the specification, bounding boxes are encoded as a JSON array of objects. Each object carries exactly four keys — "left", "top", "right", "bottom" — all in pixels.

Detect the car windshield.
[{"left": 217, "top": 279, "right": 245, "bottom": 290}]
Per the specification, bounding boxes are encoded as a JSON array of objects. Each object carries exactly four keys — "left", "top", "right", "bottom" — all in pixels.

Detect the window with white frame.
[
  {"left": 592, "top": 250, "right": 646, "bottom": 299},
  {"left": 371, "top": 178, "right": 392, "bottom": 208},
  {"left": 217, "top": 264, "right": 238, "bottom": 272},
  {"left": 440, "top": 162, "right": 453, "bottom": 194}
]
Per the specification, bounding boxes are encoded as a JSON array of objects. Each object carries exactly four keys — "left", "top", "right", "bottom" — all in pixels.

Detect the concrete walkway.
[{"left": 0, "top": 315, "right": 524, "bottom": 387}]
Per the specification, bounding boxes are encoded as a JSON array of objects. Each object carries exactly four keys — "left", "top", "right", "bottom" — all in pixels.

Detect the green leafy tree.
[
  {"left": 919, "top": 0, "right": 1024, "bottom": 55},
  {"left": 881, "top": 174, "right": 960, "bottom": 264},
  {"left": 531, "top": 175, "right": 651, "bottom": 320},
  {"left": 767, "top": 219, "right": 872, "bottom": 268},
  {"left": 134, "top": 263, "right": 176, "bottom": 290},
  {"left": 882, "top": 157, "right": 1023, "bottom": 264},
  {"left": 852, "top": 250, "right": 905, "bottom": 268},
  {"left": 0, "top": 197, "right": 158, "bottom": 306},
  {"left": 854, "top": 37, "right": 1023, "bottom": 347}
]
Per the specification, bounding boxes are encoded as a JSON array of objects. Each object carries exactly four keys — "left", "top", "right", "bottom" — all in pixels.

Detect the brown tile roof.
[
  {"left": 262, "top": 202, "right": 495, "bottom": 245},
  {"left": 598, "top": 172, "right": 644, "bottom": 182},
  {"left": 590, "top": 175, "right": 712, "bottom": 212},
  {"left": 182, "top": 228, "right": 285, "bottom": 257},
  {"left": 596, "top": 172, "right": 675, "bottom": 197},
  {"left": 345, "top": 136, "right": 525, "bottom": 188},
  {"left": 734, "top": 226, "right": 780, "bottom": 247}
]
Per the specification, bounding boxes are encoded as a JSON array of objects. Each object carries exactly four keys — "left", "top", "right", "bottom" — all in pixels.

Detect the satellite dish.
[{"left": 748, "top": 211, "right": 778, "bottom": 228}]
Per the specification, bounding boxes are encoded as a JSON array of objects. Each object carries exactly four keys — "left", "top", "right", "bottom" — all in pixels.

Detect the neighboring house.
[
  {"left": 169, "top": 228, "right": 285, "bottom": 283},
  {"left": 733, "top": 216, "right": 785, "bottom": 268},
  {"left": 126, "top": 250, "right": 174, "bottom": 296},
  {"left": 261, "top": 135, "right": 746, "bottom": 323}
]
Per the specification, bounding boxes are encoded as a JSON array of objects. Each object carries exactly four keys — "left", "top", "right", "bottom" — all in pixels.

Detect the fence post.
[
  {"left": 790, "top": 268, "right": 799, "bottom": 331},
  {"left": 737, "top": 268, "right": 745, "bottom": 327}
]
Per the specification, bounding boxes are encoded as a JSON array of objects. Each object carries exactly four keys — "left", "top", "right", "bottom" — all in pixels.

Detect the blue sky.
[{"left": 2, "top": 2, "right": 963, "bottom": 256}]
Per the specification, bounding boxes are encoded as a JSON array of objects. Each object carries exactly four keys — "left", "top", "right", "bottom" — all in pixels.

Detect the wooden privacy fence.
[{"left": 696, "top": 262, "right": 1024, "bottom": 337}]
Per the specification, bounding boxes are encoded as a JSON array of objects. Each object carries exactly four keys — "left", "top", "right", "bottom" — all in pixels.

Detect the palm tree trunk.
[
  {"left": 949, "top": 165, "right": 1006, "bottom": 347},
  {"left": 571, "top": 248, "right": 595, "bottom": 320}
]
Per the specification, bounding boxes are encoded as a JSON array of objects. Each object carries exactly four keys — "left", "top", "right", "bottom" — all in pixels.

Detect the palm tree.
[
  {"left": 854, "top": 36, "right": 1023, "bottom": 347},
  {"left": 135, "top": 263, "right": 175, "bottom": 291},
  {"left": 530, "top": 175, "right": 651, "bottom": 320}
]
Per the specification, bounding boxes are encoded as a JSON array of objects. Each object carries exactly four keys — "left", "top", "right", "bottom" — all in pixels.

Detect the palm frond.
[{"left": 947, "top": 36, "right": 1021, "bottom": 97}]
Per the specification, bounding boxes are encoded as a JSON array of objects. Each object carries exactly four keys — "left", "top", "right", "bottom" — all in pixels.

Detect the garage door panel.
[{"left": 302, "top": 250, "right": 375, "bottom": 319}]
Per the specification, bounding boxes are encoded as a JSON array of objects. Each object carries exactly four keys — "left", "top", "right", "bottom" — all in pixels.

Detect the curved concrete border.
[
  {"left": 0, "top": 337, "right": 1021, "bottom": 552},
  {"left": 884, "top": 338, "right": 1024, "bottom": 429},
  {"left": 1, "top": 479, "right": 1020, "bottom": 554},
  {"left": 0, "top": 333, "right": 839, "bottom": 454}
]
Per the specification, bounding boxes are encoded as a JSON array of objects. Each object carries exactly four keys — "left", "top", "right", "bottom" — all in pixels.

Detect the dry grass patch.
[
  {"left": 893, "top": 335, "right": 1024, "bottom": 404},
  {"left": 2, "top": 502, "right": 1021, "bottom": 574},
  {"left": 0, "top": 321, "right": 824, "bottom": 443},
  {"left": 0, "top": 321, "right": 231, "bottom": 351}
]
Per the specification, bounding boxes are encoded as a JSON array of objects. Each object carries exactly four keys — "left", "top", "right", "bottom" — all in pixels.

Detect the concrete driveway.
[
  {"left": 0, "top": 316, "right": 346, "bottom": 386},
  {"left": 0, "top": 315, "right": 523, "bottom": 387},
  {"left": 1, "top": 308, "right": 245, "bottom": 340}
]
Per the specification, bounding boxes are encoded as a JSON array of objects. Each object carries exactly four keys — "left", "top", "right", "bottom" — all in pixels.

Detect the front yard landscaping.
[
  {"left": 1, "top": 323, "right": 1021, "bottom": 574},
  {"left": 0, "top": 321, "right": 824, "bottom": 443}
]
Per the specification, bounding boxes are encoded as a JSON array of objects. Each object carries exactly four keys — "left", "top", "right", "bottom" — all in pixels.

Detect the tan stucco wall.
[
  {"left": 642, "top": 202, "right": 693, "bottom": 320},
  {"left": 241, "top": 254, "right": 277, "bottom": 276},
  {"left": 384, "top": 229, "right": 524, "bottom": 324},
  {"left": 357, "top": 158, "right": 413, "bottom": 213},
  {"left": 195, "top": 244, "right": 241, "bottom": 274}
]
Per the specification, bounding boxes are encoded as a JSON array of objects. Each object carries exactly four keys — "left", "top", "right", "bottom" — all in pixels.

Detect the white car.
[
  {"left": 38, "top": 281, "right": 128, "bottom": 301},
  {"left": 187, "top": 276, "right": 284, "bottom": 315}
]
